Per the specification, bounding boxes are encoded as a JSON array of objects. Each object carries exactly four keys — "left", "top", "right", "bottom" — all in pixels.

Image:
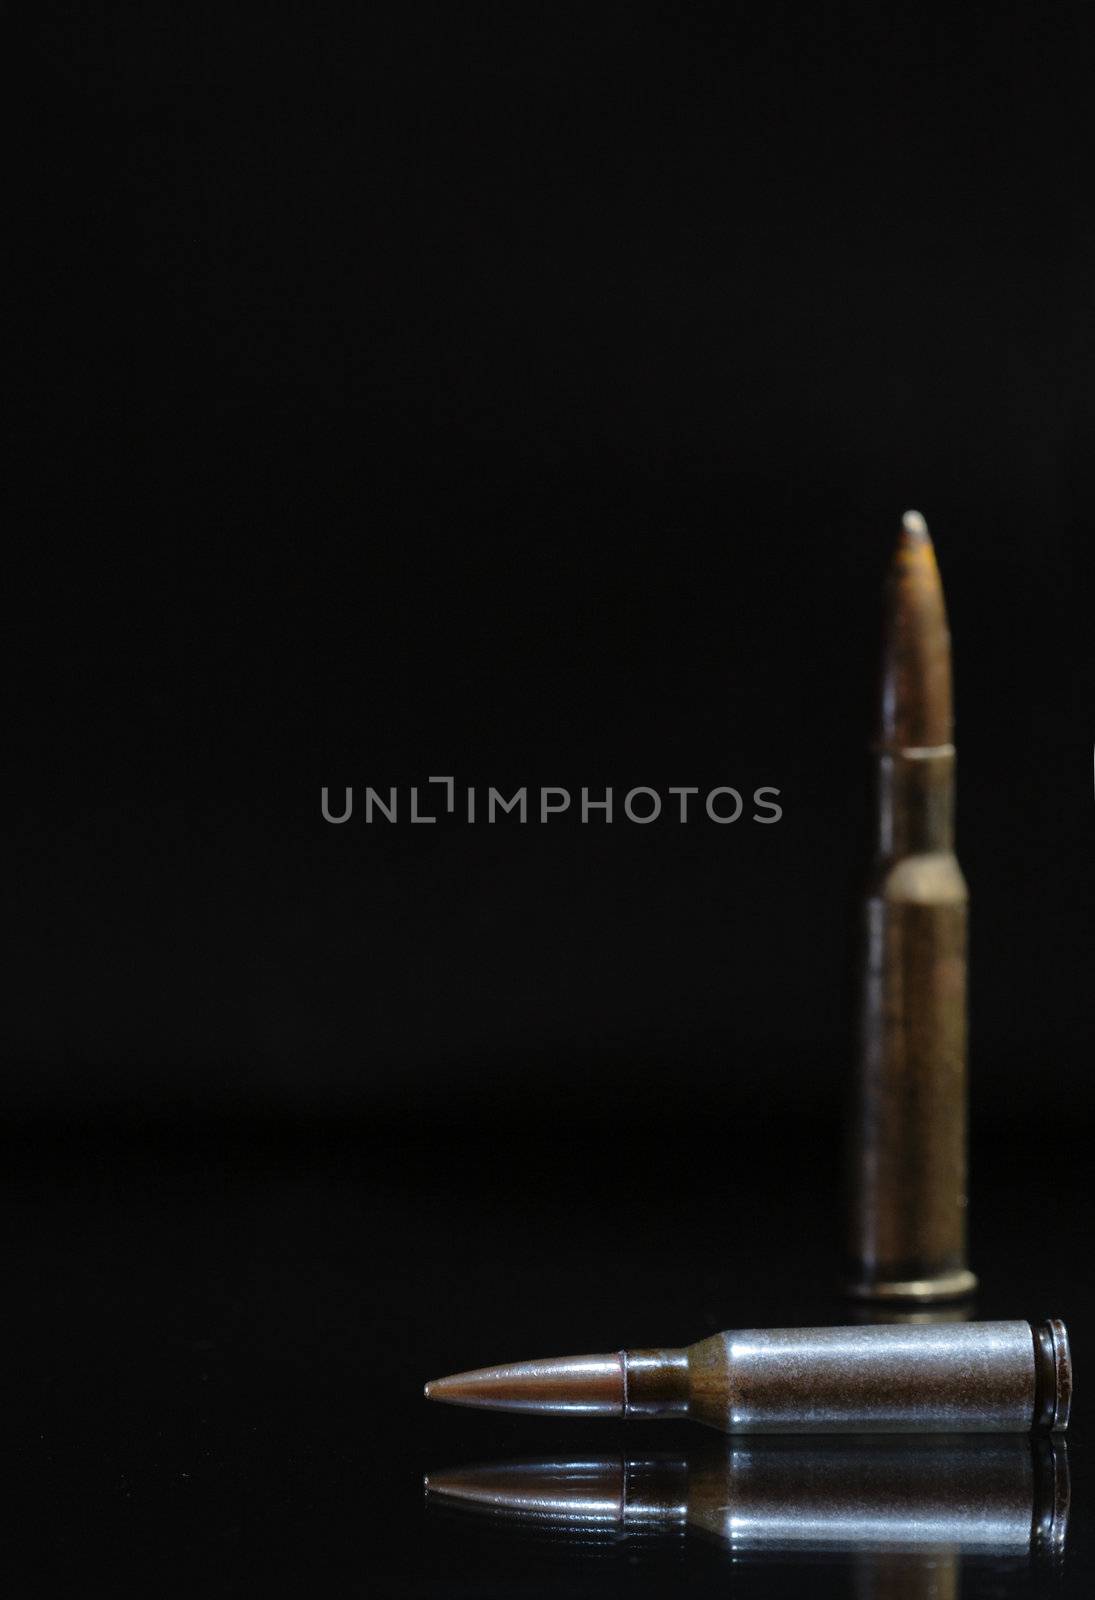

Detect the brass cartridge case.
[{"left": 849, "top": 513, "right": 975, "bottom": 1302}]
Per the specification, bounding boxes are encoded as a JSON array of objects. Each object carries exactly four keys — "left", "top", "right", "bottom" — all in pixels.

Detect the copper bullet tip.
[
  {"left": 877, "top": 508, "right": 952, "bottom": 751},
  {"left": 424, "top": 1352, "right": 625, "bottom": 1415}
]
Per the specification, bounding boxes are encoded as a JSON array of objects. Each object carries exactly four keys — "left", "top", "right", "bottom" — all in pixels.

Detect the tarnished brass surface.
[{"left": 850, "top": 512, "right": 974, "bottom": 1302}]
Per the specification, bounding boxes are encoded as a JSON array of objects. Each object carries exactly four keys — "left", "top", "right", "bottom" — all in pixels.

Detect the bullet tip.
[
  {"left": 421, "top": 1353, "right": 627, "bottom": 1414},
  {"left": 424, "top": 1382, "right": 433, "bottom": 1400},
  {"left": 901, "top": 509, "right": 930, "bottom": 542}
]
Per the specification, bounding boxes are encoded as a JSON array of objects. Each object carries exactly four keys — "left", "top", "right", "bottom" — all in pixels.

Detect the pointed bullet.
[
  {"left": 424, "top": 1353, "right": 625, "bottom": 1414},
  {"left": 879, "top": 510, "right": 953, "bottom": 750}
]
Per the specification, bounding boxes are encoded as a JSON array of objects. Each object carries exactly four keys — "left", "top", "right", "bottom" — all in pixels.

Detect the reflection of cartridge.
[{"left": 425, "top": 1437, "right": 1070, "bottom": 1559}]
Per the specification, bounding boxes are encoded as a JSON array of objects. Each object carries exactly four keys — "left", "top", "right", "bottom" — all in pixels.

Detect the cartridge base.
[{"left": 847, "top": 1267, "right": 978, "bottom": 1304}]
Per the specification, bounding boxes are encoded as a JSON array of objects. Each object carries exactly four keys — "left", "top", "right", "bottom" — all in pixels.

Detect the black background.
[{"left": 8, "top": 4, "right": 1093, "bottom": 1595}]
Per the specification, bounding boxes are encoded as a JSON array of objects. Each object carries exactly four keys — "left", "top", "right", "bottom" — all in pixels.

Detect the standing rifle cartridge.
[
  {"left": 424, "top": 1318, "right": 1071, "bottom": 1434},
  {"left": 849, "top": 511, "right": 975, "bottom": 1303}
]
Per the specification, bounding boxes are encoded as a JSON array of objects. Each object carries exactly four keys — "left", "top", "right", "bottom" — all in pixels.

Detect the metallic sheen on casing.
[
  {"left": 424, "top": 1318, "right": 1071, "bottom": 1435},
  {"left": 712, "top": 1321, "right": 1034, "bottom": 1433}
]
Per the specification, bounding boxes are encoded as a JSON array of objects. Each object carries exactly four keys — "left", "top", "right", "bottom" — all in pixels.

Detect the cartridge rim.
[{"left": 1032, "top": 1319, "right": 1072, "bottom": 1433}]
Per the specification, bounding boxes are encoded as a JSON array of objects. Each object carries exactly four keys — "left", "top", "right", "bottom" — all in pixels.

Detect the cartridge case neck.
[
  {"left": 873, "top": 745, "right": 955, "bottom": 859},
  {"left": 623, "top": 1349, "right": 691, "bottom": 1418}
]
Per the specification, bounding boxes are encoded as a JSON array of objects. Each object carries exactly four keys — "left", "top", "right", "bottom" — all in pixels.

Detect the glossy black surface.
[
  {"left": 10, "top": 6, "right": 1092, "bottom": 1596},
  {"left": 3, "top": 1112, "right": 1088, "bottom": 1596}
]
